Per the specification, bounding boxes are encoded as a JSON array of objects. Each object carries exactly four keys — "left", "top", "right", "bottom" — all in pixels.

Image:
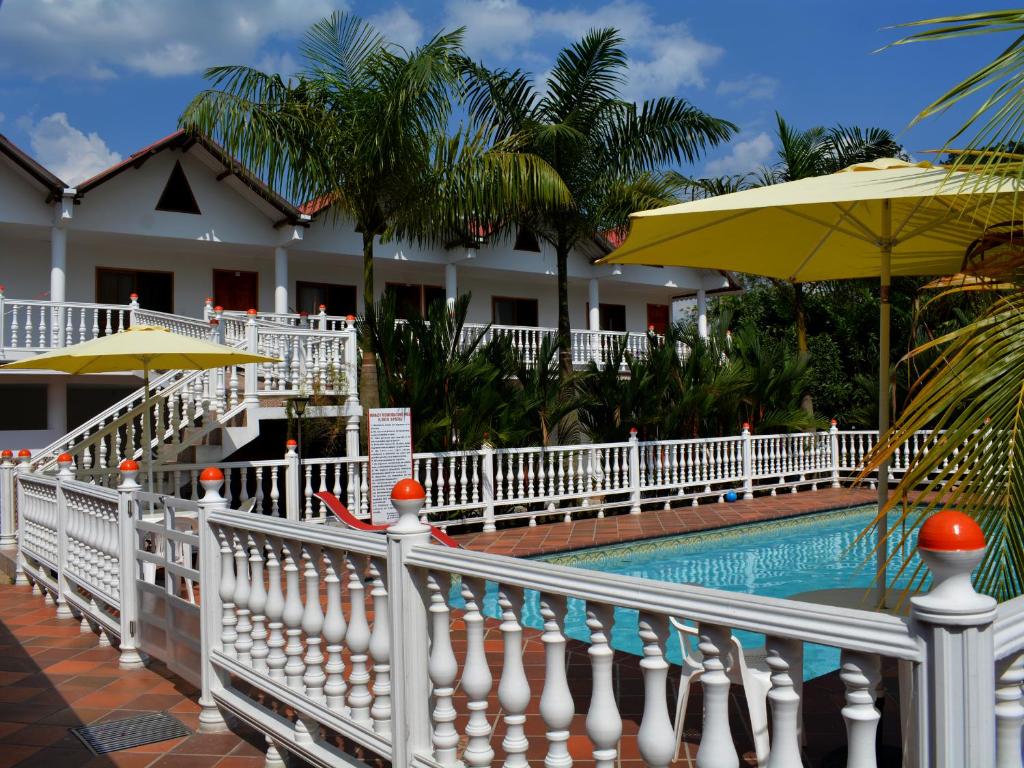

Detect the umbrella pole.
[
  {"left": 144, "top": 363, "right": 153, "bottom": 494},
  {"left": 876, "top": 201, "right": 893, "bottom": 608}
]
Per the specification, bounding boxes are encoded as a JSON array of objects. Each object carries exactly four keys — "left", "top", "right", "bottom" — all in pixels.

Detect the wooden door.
[
  {"left": 647, "top": 303, "right": 670, "bottom": 334},
  {"left": 212, "top": 269, "right": 259, "bottom": 311}
]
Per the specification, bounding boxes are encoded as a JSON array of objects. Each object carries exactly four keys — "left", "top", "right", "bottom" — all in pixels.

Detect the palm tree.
[
  {"left": 462, "top": 29, "right": 736, "bottom": 374},
  {"left": 180, "top": 13, "right": 570, "bottom": 407},
  {"left": 853, "top": 11, "right": 1024, "bottom": 600}
]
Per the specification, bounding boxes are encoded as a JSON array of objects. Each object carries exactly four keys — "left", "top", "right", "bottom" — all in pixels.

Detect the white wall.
[{"left": 0, "top": 161, "right": 53, "bottom": 228}]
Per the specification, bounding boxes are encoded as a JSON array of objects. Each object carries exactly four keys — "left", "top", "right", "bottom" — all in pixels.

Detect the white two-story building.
[{"left": 0, "top": 129, "right": 736, "bottom": 451}]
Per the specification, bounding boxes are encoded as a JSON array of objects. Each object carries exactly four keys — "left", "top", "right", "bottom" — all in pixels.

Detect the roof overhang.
[{"left": 0, "top": 134, "right": 67, "bottom": 202}]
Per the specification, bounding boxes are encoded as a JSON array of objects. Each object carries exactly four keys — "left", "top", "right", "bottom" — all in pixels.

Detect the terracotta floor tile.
[
  {"left": 0, "top": 745, "right": 41, "bottom": 768},
  {"left": 148, "top": 754, "right": 222, "bottom": 768}
]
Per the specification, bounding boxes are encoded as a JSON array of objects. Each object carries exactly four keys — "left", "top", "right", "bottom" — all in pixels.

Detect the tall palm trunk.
[
  {"left": 360, "top": 229, "right": 380, "bottom": 420},
  {"left": 556, "top": 241, "right": 572, "bottom": 377},
  {"left": 794, "top": 282, "right": 814, "bottom": 416}
]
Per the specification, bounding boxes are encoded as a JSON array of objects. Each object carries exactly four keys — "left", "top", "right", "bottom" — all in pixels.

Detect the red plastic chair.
[{"left": 314, "top": 491, "right": 462, "bottom": 548}]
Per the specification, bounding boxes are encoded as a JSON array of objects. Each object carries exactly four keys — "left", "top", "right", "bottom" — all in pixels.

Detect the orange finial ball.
[
  {"left": 919, "top": 510, "right": 985, "bottom": 552},
  {"left": 391, "top": 478, "right": 426, "bottom": 501}
]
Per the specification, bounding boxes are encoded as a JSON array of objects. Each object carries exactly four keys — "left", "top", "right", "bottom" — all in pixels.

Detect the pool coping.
[{"left": 453, "top": 486, "right": 881, "bottom": 557}]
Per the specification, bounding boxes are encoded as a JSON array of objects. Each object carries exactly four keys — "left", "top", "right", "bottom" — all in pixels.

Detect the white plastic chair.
[{"left": 670, "top": 616, "right": 772, "bottom": 767}]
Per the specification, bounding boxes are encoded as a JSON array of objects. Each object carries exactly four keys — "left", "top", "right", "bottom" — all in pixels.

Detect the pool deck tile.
[{"left": 454, "top": 486, "right": 878, "bottom": 557}]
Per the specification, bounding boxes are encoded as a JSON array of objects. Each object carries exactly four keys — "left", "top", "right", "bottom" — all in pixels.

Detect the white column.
[
  {"left": 50, "top": 226, "right": 67, "bottom": 303},
  {"left": 696, "top": 288, "right": 708, "bottom": 339},
  {"left": 445, "top": 263, "right": 457, "bottom": 312},
  {"left": 274, "top": 246, "right": 288, "bottom": 314},
  {"left": 588, "top": 278, "right": 600, "bottom": 331}
]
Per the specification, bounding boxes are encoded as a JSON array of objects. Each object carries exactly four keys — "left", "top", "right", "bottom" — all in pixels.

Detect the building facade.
[{"left": 0, "top": 130, "right": 735, "bottom": 451}]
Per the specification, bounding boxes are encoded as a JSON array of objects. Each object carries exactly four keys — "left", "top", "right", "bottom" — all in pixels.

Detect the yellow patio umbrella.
[
  {"left": 600, "top": 157, "right": 1024, "bottom": 601},
  {"left": 1, "top": 325, "right": 279, "bottom": 489}
]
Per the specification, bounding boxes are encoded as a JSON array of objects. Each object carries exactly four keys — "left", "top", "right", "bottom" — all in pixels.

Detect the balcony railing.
[{"left": 0, "top": 293, "right": 672, "bottom": 370}]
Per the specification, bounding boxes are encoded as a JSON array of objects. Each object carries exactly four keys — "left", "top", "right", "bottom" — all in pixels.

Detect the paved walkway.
[
  {"left": 455, "top": 486, "right": 877, "bottom": 556},
  {"left": 0, "top": 585, "right": 269, "bottom": 768}
]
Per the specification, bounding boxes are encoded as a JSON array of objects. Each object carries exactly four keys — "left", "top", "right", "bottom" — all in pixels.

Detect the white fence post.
[
  {"left": 284, "top": 440, "right": 301, "bottom": 522},
  {"left": 481, "top": 439, "right": 496, "bottom": 533},
  {"left": 53, "top": 454, "right": 74, "bottom": 619},
  {"left": 197, "top": 467, "right": 229, "bottom": 732},
  {"left": 386, "top": 479, "right": 434, "bottom": 768},
  {"left": 0, "top": 450, "right": 15, "bottom": 547},
  {"left": 741, "top": 423, "right": 754, "bottom": 500},
  {"left": 829, "top": 420, "right": 841, "bottom": 488},
  {"left": 116, "top": 459, "right": 145, "bottom": 668},
  {"left": 203, "top": 297, "right": 214, "bottom": 324},
  {"left": 344, "top": 315, "right": 362, "bottom": 461},
  {"left": 244, "top": 308, "right": 260, "bottom": 404},
  {"left": 0, "top": 285, "right": 6, "bottom": 351},
  {"left": 628, "top": 428, "right": 642, "bottom": 514},
  {"left": 909, "top": 511, "right": 997, "bottom": 768},
  {"left": 128, "top": 292, "right": 139, "bottom": 327},
  {"left": 14, "top": 450, "right": 31, "bottom": 585}
]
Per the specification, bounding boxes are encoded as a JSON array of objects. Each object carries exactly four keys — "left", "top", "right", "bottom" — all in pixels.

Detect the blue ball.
[{"left": 724, "top": 490, "right": 738, "bottom": 503}]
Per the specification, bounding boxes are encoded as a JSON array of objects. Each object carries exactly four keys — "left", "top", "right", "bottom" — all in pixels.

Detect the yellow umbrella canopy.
[
  {"left": 601, "top": 157, "right": 1024, "bottom": 604},
  {"left": 1, "top": 325, "right": 277, "bottom": 374},
  {"left": 601, "top": 158, "right": 1023, "bottom": 281}
]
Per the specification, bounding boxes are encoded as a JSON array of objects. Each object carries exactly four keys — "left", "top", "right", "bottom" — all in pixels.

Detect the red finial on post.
[{"left": 919, "top": 510, "right": 985, "bottom": 552}]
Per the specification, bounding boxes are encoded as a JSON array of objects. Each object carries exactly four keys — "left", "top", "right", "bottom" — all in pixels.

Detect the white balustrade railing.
[
  {"left": 0, "top": 293, "right": 132, "bottom": 353},
  {"left": 192, "top": 475, "right": 1023, "bottom": 768},
  {"left": 89, "top": 425, "right": 943, "bottom": 534},
  {"left": 8, "top": 451, "right": 1024, "bottom": 767}
]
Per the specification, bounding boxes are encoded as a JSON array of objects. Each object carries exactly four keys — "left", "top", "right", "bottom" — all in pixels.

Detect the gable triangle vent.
[{"left": 155, "top": 160, "right": 201, "bottom": 214}]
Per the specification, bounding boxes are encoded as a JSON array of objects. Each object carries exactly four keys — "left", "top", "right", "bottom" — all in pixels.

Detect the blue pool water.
[{"left": 454, "top": 506, "right": 922, "bottom": 680}]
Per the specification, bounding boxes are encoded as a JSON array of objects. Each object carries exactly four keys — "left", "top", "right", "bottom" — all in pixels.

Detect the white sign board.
[{"left": 367, "top": 407, "right": 413, "bottom": 525}]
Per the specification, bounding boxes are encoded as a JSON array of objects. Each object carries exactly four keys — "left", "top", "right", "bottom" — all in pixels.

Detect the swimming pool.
[{"left": 456, "top": 505, "right": 921, "bottom": 680}]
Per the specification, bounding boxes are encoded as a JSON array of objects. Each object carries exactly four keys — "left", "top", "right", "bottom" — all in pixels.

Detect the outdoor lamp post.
[{"left": 291, "top": 394, "right": 310, "bottom": 459}]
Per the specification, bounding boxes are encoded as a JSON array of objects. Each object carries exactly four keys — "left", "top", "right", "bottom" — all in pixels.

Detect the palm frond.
[{"left": 859, "top": 289, "right": 1024, "bottom": 600}]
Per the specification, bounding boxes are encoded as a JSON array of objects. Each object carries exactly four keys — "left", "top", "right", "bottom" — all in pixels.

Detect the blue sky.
[{"left": 0, "top": 0, "right": 1014, "bottom": 187}]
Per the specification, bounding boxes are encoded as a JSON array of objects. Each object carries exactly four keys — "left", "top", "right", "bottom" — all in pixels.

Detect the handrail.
[{"left": 405, "top": 542, "right": 924, "bottom": 661}]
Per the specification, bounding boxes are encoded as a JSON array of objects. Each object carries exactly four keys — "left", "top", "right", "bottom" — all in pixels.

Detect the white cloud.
[
  {"left": 24, "top": 113, "right": 122, "bottom": 185},
  {"left": 370, "top": 5, "right": 424, "bottom": 50},
  {"left": 703, "top": 131, "right": 773, "bottom": 177},
  {"left": 0, "top": 0, "right": 350, "bottom": 80},
  {"left": 443, "top": 0, "right": 722, "bottom": 100},
  {"left": 716, "top": 74, "right": 778, "bottom": 102},
  {"left": 445, "top": 0, "right": 536, "bottom": 61},
  {"left": 255, "top": 51, "right": 300, "bottom": 79}
]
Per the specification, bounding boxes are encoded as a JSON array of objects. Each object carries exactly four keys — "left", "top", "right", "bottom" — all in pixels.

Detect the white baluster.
[
  {"left": 840, "top": 651, "right": 881, "bottom": 768},
  {"left": 217, "top": 526, "right": 237, "bottom": 658},
  {"left": 346, "top": 555, "right": 372, "bottom": 724},
  {"left": 461, "top": 576, "right": 494, "bottom": 768},
  {"left": 765, "top": 637, "right": 801, "bottom": 768},
  {"left": 497, "top": 588, "right": 530, "bottom": 768},
  {"left": 996, "top": 652, "right": 1024, "bottom": 768},
  {"left": 539, "top": 594, "right": 574, "bottom": 768},
  {"left": 281, "top": 539, "right": 305, "bottom": 690},
  {"left": 301, "top": 545, "right": 326, "bottom": 702},
  {"left": 368, "top": 558, "right": 392, "bottom": 735},
  {"left": 586, "top": 604, "right": 621, "bottom": 768},
  {"left": 248, "top": 535, "right": 269, "bottom": 675},
  {"left": 323, "top": 550, "right": 348, "bottom": 713},
  {"left": 428, "top": 573, "right": 459, "bottom": 766},
  {"left": 264, "top": 539, "right": 287, "bottom": 681},
  {"left": 232, "top": 530, "right": 253, "bottom": 665},
  {"left": 638, "top": 614, "right": 676, "bottom": 768}
]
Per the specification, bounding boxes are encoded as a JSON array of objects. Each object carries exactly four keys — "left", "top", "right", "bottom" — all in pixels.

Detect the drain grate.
[{"left": 71, "top": 712, "right": 192, "bottom": 755}]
